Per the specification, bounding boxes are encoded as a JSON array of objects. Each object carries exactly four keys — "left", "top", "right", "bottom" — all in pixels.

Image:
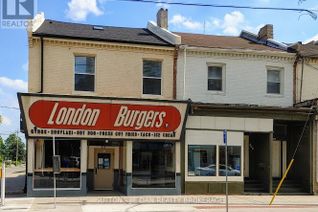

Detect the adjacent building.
[{"left": 19, "top": 9, "right": 318, "bottom": 196}]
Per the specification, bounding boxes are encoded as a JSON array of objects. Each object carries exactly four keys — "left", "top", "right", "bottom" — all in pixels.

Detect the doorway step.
[
  {"left": 244, "top": 178, "right": 267, "bottom": 193},
  {"left": 272, "top": 178, "right": 307, "bottom": 194}
]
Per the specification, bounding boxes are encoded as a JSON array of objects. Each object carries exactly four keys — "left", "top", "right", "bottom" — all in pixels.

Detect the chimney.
[
  {"left": 157, "top": 8, "right": 168, "bottom": 29},
  {"left": 258, "top": 24, "right": 273, "bottom": 40}
]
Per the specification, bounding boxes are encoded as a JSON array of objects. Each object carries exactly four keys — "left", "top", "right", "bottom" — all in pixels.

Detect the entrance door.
[
  {"left": 272, "top": 140, "right": 281, "bottom": 178},
  {"left": 94, "top": 148, "right": 114, "bottom": 190},
  {"left": 271, "top": 140, "right": 287, "bottom": 178}
]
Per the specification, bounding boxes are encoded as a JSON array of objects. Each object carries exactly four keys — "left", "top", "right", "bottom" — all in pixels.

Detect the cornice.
[
  {"left": 30, "top": 37, "right": 175, "bottom": 55},
  {"left": 184, "top": 47, "right": 295, "bottom": 62}
]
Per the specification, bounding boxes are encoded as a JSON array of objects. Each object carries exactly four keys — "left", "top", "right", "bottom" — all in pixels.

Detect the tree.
[
  {"left": 5, "top": 133, "right": 25, "bottom": 163},
  {"left": 0, "top": 136, "right": 5, "bottom": 162}
]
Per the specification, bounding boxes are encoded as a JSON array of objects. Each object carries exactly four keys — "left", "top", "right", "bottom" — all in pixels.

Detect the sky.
[{"left": 0, "top": 0, "right": 318, "bottom": 141}]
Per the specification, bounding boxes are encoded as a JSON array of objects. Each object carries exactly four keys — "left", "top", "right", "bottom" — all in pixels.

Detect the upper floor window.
[
  {"left": 208, "top": 65, "right": 223, "bottom": 91},
  {"left": 267, "top": 69, "right": 282, "bottom": 94},
  {"left": 74, "top": 56, "right": 95, "bottom": 92},
  {"left": 143, "top": 60, "right": 162, "bottom": 95}
]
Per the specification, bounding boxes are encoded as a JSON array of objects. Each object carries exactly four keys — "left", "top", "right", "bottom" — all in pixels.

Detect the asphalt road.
[{"left": 0, "top": 164, "right": 25, "bottom": 195}]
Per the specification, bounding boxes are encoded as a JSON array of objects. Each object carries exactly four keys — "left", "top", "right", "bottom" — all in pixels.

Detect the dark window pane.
[
  {"left": 33, "top": 140, "right": 81, "bottom": 189},
  {"left": 143, "top": 78, "right": 161, "bottom": 95},
  {"left": 267, "top": 70, "right": 280, "bottom": 83},
  {"left": 188, "top": 145, "right": 216, "bottom": 176},
  {"left": 219, "top": 146, "right": 241, "bottom": 176},
  {"left": 33, "top": 172, "right": 80, "bottom": 189},
  {"left": 132, "top": 142, "right": 175, "bottom": 188},
  {"left": 75, "top": 74, "right": 95, "bottom": 91},
  {"left": 75, "top": 57, "right": 95, "bottom": 74},
  {"left": 208, "top": 79, "right": 222, "bottom": 91},
  {"left": 56, "top": 172, "right": 80, "bottom": 188},
  {"left": 208, "top": 66, "right": 222, "bottom": 79},
  {"left": 267, "top": 82, "right": 280, "bottom": 94},
  {"left": 143, "top": 60, "right": 161, "bottom": 77}
]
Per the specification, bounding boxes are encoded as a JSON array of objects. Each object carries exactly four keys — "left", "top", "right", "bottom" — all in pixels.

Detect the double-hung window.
[
  {"left": 143, "top": 60, "right": 162, "bottom": 95},
  {"left": 267, "top": 69, "right": 282, "bottom": 94},
  {"left": 74, "top": 56, "right": 95, "bottom": 92},
  {"left": 208, "top": 66, "right": 223, "bottom": 91}
]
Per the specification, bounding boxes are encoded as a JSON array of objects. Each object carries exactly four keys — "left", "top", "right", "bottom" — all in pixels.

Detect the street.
[{"left": 0, "top": 164, "right": 25, "bottom": 195}]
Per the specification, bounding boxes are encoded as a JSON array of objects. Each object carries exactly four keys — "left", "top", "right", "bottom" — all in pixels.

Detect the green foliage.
[
  {"left": 4, "top": 133, "right": 26, "bottom": 162},
  {"left": 0, "top": 136, "right": 5, "bottom": 162}
]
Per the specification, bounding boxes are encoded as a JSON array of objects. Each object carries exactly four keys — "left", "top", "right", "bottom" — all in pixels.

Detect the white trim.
[
  {"left": 147, "top": 21, "right": 181, "bottom": 45},
  {"left": 206, "top": 63, "right": 226, "bottom": 95},
  {"left": 266, "top": 66, "right": 284, "bottom": 96},
  {"left": 185, "top": 130, "right": 244, "bottom": 182}
]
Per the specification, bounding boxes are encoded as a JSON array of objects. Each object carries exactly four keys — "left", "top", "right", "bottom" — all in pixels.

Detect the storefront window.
[
  {"left": 219, "top": 146, "right": 241, "bottom": 176},
  {"left": 132, "top": 142, "right": 175, "bottom": 188},
  {"left": 188, "top": 145, "right": 216, "bottom": 176},
  {"left": 33, "top": 139, "right": 81, "bottom": 189}
]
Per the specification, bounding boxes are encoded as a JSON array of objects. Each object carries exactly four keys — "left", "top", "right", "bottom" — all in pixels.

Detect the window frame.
[
  {"left": 266, "top": 67, "right": 284, "bottom": 96},
  {"left": 142, "top": 59, "right": 163, "bottom": 96},
  {"left": 187, "top": 145, "right": 217, "bottom": 177},
  {"left": 32, "top": 139, "right": 82, "bottom": 191},
  {"left": 185, "top": 130, "right": 243, "bottom": 182},
  {"left": 207, "top": 63, "right": 226, "bottom": 94},
  {"left": 73, "top": 55, "right": 96, "bottom": 93}
]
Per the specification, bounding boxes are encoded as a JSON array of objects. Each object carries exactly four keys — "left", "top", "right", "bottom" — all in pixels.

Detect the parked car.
[
  {"left": 195, "top": 164, "right": 216, "bottom": 176},
  {"left": 195, "top": 164, "right": 240, "bottom": 176}
]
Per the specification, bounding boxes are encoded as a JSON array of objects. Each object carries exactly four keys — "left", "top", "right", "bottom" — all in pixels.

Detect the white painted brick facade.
[{"left": 177, "top": 50, "right": 294, "bottom": 107}]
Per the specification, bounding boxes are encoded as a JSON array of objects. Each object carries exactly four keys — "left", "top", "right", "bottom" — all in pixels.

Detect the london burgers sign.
[{"left": 18, "top": 93, "right": 188, "bottom": 140}]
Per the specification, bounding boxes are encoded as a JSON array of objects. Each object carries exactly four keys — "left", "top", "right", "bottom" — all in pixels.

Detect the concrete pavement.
[{"left": 1, "top": 195, "right": 318, "bottom": 211}]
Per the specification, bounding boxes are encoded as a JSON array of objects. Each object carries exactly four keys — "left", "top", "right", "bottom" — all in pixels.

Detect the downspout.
[
  {"left": 300, "top": 58, "right": 305, "bottom": 102},
  {"left": 182, "top": 45, "right": 187, "bottom": 100},
  {"left": 40, "top": 36, "right": 44, "bottom": 93},
  {"left": 173, "top": 46, "right": 179, "bottom": 99},
  {"left": 293, "top": 55, "right": 300, "bottom": 104}
]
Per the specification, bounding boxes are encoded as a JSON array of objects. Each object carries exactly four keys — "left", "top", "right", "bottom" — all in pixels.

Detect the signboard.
[
  {"left": 18, "top": 93, "right": 188, "bottom": 140},
  {"left": 52, "top": 155, "right": 61, "bottom": 174}
]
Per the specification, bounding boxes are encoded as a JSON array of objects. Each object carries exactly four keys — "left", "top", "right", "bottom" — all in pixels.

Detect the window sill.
[
  {"left": 206, "top": 90, "right": 226, "bottom": 96},
  {"left": 265, "top": 93, "right": 284, "bottom": 98},
  {"left": 72, "top": 90, "right": 96, "bottom": 96},
  {"left": 142, "top": 94, "right": 164, "bottom": 99},
  {"left": 186, "top": 175, "right": 243, "bottom": 182}
]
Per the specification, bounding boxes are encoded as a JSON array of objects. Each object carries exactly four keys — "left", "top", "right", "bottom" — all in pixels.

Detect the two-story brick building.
[{"left": 19, "top": 12, "right": 188, "bottom": 196}]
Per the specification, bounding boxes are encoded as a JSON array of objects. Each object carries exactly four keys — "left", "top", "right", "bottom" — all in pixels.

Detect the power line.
[
  {"left": 116, "top": 0, "right": 317, "bottom": 20},
  {"left": 0, "top": 105, "right": 20, "bottom": 110}
]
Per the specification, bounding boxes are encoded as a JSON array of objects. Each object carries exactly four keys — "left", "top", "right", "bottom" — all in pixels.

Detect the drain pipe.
[
  {"left": 180, "top": 45, "right": 188, "bottom": 100},
  {"left": 173, "top": 46, "right": 179, "bottom": 99},
  {"left": 40, "top": 36, "right": 44, "bottom": 93}
]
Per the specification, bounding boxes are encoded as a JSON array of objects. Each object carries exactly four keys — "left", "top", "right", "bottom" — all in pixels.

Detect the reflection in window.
[
  {"left": 75, "top": 56, "right": 95, "bottom": 91},
  {"left": 208, "top": 66, "right": 223, "bottom": 91},
  {"left": 143, "top": 60, "right": 162, "bottom": 95},
  {"left": 219, "top": 146, "right": 241, "bottom": 176},
  {"left": 188, "top": 145, "right": 216, "bottom": 176},
  {"left": 132, "top": 142, "right": 175, "bottom": 188},
  {"left": 33, "top": 139, "right": 81, "bottom": 189},
  {"left": 267, "top": 69, "right": 281, "bottom": 94}
]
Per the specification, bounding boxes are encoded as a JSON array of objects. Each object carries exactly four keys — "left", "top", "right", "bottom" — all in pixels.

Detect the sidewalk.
[{"left": 1, "top": 194, "right": 318, "bottom": 211}]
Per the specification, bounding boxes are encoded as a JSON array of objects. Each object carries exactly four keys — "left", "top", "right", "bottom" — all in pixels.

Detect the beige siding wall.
[
  {"left": 296, "top": 60, "right": 318, "bottom": 103},
  {"left": 28, "top": 38, "right": 175, "bottom": 99}
]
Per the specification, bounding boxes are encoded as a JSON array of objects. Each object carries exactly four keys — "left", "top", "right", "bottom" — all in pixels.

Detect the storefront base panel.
[
  {"left": 125, "top": 174, "right": 181, "bottom": 195},
  {"left": 27, "top": 173, "right": 87, "bottom": 197},
  {"left": 185, "top": 182, "right": 243, "bottom": 194}
]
